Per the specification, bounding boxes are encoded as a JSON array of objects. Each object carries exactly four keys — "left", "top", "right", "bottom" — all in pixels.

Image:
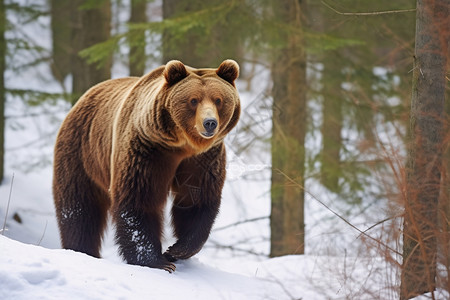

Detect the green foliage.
[
  {"left": 305, "top": 0, "right": 415, "bottom": 207},
  {"left": 81, "top": 0, "right": 261, "bottom": 68},
  {"left": 305, "top": 32, "right": 365, "bottom": 54},
  {"left": 5, "top": 2, "right": 47, "bottom": 24},
  {"left": 7, "top": 89, "right": 71, "bottom": 106},
  {"left": 79, "top": 34, "right": 124, "bottom": 68},
  {"left": 80, "top": 0, "right": 368, "bottom": 70},
  {"left": 4, "top": 2, "right": 52, "bottom": 80},
  {"left": 78, "top": 0, "right": 110, "bottom": 10}
]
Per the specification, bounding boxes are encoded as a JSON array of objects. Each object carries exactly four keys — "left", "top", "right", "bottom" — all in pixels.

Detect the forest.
[{"left": 0, "top": 0, "right": 449, "bottom": 299}]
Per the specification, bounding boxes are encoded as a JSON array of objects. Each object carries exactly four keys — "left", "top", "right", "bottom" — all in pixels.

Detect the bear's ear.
[
  {"left": 216, "top": 59, "right": 239, "bottom": 86},
  {"left": 164, "top": 60, "right": 188, "bottom": 86}
]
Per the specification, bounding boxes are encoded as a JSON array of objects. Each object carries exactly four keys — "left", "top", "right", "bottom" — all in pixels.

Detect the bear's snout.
[{"left": 203, "top": 118, "right": 218, "bottom": 136}]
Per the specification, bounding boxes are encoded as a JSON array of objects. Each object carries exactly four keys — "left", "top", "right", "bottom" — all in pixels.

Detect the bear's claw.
[
  {"left": 163, "top": 262, "right": 176, "bottom": 273},
  {"left": 151, "top": 259, "right": 176, "bottom": 273},
  {"left": 139, "top": 255, "right": 176, "bottom": 273}
]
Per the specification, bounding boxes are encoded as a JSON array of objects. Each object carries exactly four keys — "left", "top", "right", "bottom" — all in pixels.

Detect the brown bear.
[{"left": 53, "top": 60, "right": 240, "bottom": 272}]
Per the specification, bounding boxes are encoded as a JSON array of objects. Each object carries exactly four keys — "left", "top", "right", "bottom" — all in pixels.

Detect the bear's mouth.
[{"left": 200, "top": 131, "right": 215, "bottom": 138}]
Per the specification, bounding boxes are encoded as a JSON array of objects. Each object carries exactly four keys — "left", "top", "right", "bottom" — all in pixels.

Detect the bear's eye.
[
  {"left": 215, "top": 98, "right": 222, "bottom": 106},
  {"left": 190, "top": 98, "right": 198, "bottom": 107}
]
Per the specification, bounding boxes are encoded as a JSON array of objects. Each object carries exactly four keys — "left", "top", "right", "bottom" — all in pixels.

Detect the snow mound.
[{"left": 0, "top": 236, "right": 279, "bottom": 300}]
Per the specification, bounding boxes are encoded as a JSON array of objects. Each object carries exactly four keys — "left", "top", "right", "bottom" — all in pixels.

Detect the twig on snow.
[{"left": 1, "top": 173, "right": 15, "bottom": 235}]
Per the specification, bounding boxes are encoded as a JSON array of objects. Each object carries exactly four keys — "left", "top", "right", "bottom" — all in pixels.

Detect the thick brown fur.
[{"left": 53, "top": 60, "right": 240, "bottom": 272}]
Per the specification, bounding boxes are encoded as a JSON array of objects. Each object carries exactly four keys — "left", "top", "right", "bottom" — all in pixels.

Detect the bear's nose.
[{"left": 203, "top": 118, "right": 218, "bottom": 133}]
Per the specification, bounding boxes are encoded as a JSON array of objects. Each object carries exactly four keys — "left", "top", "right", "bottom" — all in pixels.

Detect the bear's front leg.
[
  {"left": 114, "top": 206, "right": 175, "bottom": 272},
  {"left": 164, "top": 201, "right": 220, "bottom": 262},
  {"left": 165, "top": 144, "right": 226, "bottom": 262},
  {"left": 111, "top": 150, "right": 176, "bottom": 273}
]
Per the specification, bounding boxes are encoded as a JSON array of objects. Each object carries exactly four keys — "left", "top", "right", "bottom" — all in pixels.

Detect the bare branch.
[
  {"left": 205, "top": 240, "right": 267, "bottom": 257},
  {"left": 275, "top": 168, "right": 402, "bottom": 256},
  {"left": 213, "top": 216, "right": 269, "bottom": 232},
  {"left": 37, "top": 220, "right": 48, "bottom": 246},
  {"left": 357, "top": 215, "right": 402, "bottom": 240},
  {"left": 322, "top": 1, "right": 416, "bottom": 16}
]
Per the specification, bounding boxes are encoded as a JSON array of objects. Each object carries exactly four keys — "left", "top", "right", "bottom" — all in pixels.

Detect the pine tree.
[
  {"left": 320, "top": 52, "right": 343, "bottom": 193},
  {"left": 270, "top": 0, "right": 307, "bottom": 256},
  {"left": 50, "top": 0, "right": 71, "bottom": 83},
  {"left": 129, "top": 0, "right": 147, "bottom": 76},
  {"left": 0, "top": 0, "right": 5, "bottom": 183},
  {"left": 70, "top": 0, "right": 112, "bottom": 104}
]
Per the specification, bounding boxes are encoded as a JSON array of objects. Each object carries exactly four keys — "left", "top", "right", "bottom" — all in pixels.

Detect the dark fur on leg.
[
  {"left": 111, "top": 148, "right": 178, "bottom": 272},
  {"left": 114, "top": 206, "right": 175, "bottom": 272},
  {"left": 164, "top": 203, "right": 219, "bottom": 262},
  {"left": 165, "top": 144, "right": 225, "bottom": 261},
  {"left": 54, "top": 175, "right": 109, "bottom": 258}
]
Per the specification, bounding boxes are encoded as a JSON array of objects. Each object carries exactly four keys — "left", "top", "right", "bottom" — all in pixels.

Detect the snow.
[
  {"left": 0, "top": 236, "right": 281, "bottom": 300},
  {"left": 4, "top": 231, "right": 442, "bottom": 300}
]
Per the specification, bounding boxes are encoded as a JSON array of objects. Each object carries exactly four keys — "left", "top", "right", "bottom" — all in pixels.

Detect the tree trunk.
[
  {"left": 129, "top": 0, "right": 147, "bottom": 76},
  {"left": 442, "top": 94, "right": 450, "bottom": 293},
  {"left": 270, "top": 0, "right": 307, "bottom": 257},
  {"left": 162, "top": 0, "right": 242, "bottom": 68},
  {"left": 444, "top": 75, "right": 450, "bottom": 288},
  {"left": 320, "top": 53, "right": 343, "bottom": 193},
  {"left": 71, "top": 0, "right": 112, "bottom": 105},
  {"left": 162, "top": 0, "right": 201, "bottom": 66},
  {"left": 50, "top": 0, "right": 71, "bottom": 83},
  {"left": 0, "top": 0, "right": 6, "bottom": 184},
  {"left": 400, "top": 0, "right": 449, "bottom": 298}
]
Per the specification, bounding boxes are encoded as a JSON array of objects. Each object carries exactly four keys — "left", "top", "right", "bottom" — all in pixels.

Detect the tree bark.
[
  {"left": 129, "top": 0, "right": 147, "bottom": 76},
  {"left": 162, "top": 0, "right": 201, "bottom": 66},
  {"left": 71, "top": 0, "right": 112, "bottom": 105},
  {"left": 0, "top": 0, "right": 6, "bottom": 184},
  {"left": 401, "top": 0, "right": 449, "bottom": 298},
  {"left": 270, "top": 0, "right": 307, "bottom": 257},
  {"left": 320, "top": 53, "right": 343, "bottom": 193},
  {"left": 161, "top": 0, "right": 243, "bottom": 68},
  {"left": 50, "top": 0, "right": 71, "bottom": 83},
  {"left": 442, "top": 94, "right": 450, "bottom": 293},
  {"left": 444, "top": 72, "right": 450, "bottom": 287}
]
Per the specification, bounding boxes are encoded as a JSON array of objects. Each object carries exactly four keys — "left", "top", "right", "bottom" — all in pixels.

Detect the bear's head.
[{"left": 161, "top": 59, "right": 240, "bottom": 154}]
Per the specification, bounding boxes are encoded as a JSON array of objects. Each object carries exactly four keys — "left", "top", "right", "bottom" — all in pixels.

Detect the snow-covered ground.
[
  {"left": 0, "top": 234, "right": 391, "bottom": 300},
  {"left": 0, "top": 235, "right": 282, "bottom": 300}
]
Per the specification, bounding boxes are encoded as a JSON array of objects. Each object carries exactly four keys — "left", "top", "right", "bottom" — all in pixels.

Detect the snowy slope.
[
  {"left": 6, "top": 233, "right": 444, "bottom": 300},
  {"left": 0, "top": 236, "right": 283, "bottom": 300}
]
